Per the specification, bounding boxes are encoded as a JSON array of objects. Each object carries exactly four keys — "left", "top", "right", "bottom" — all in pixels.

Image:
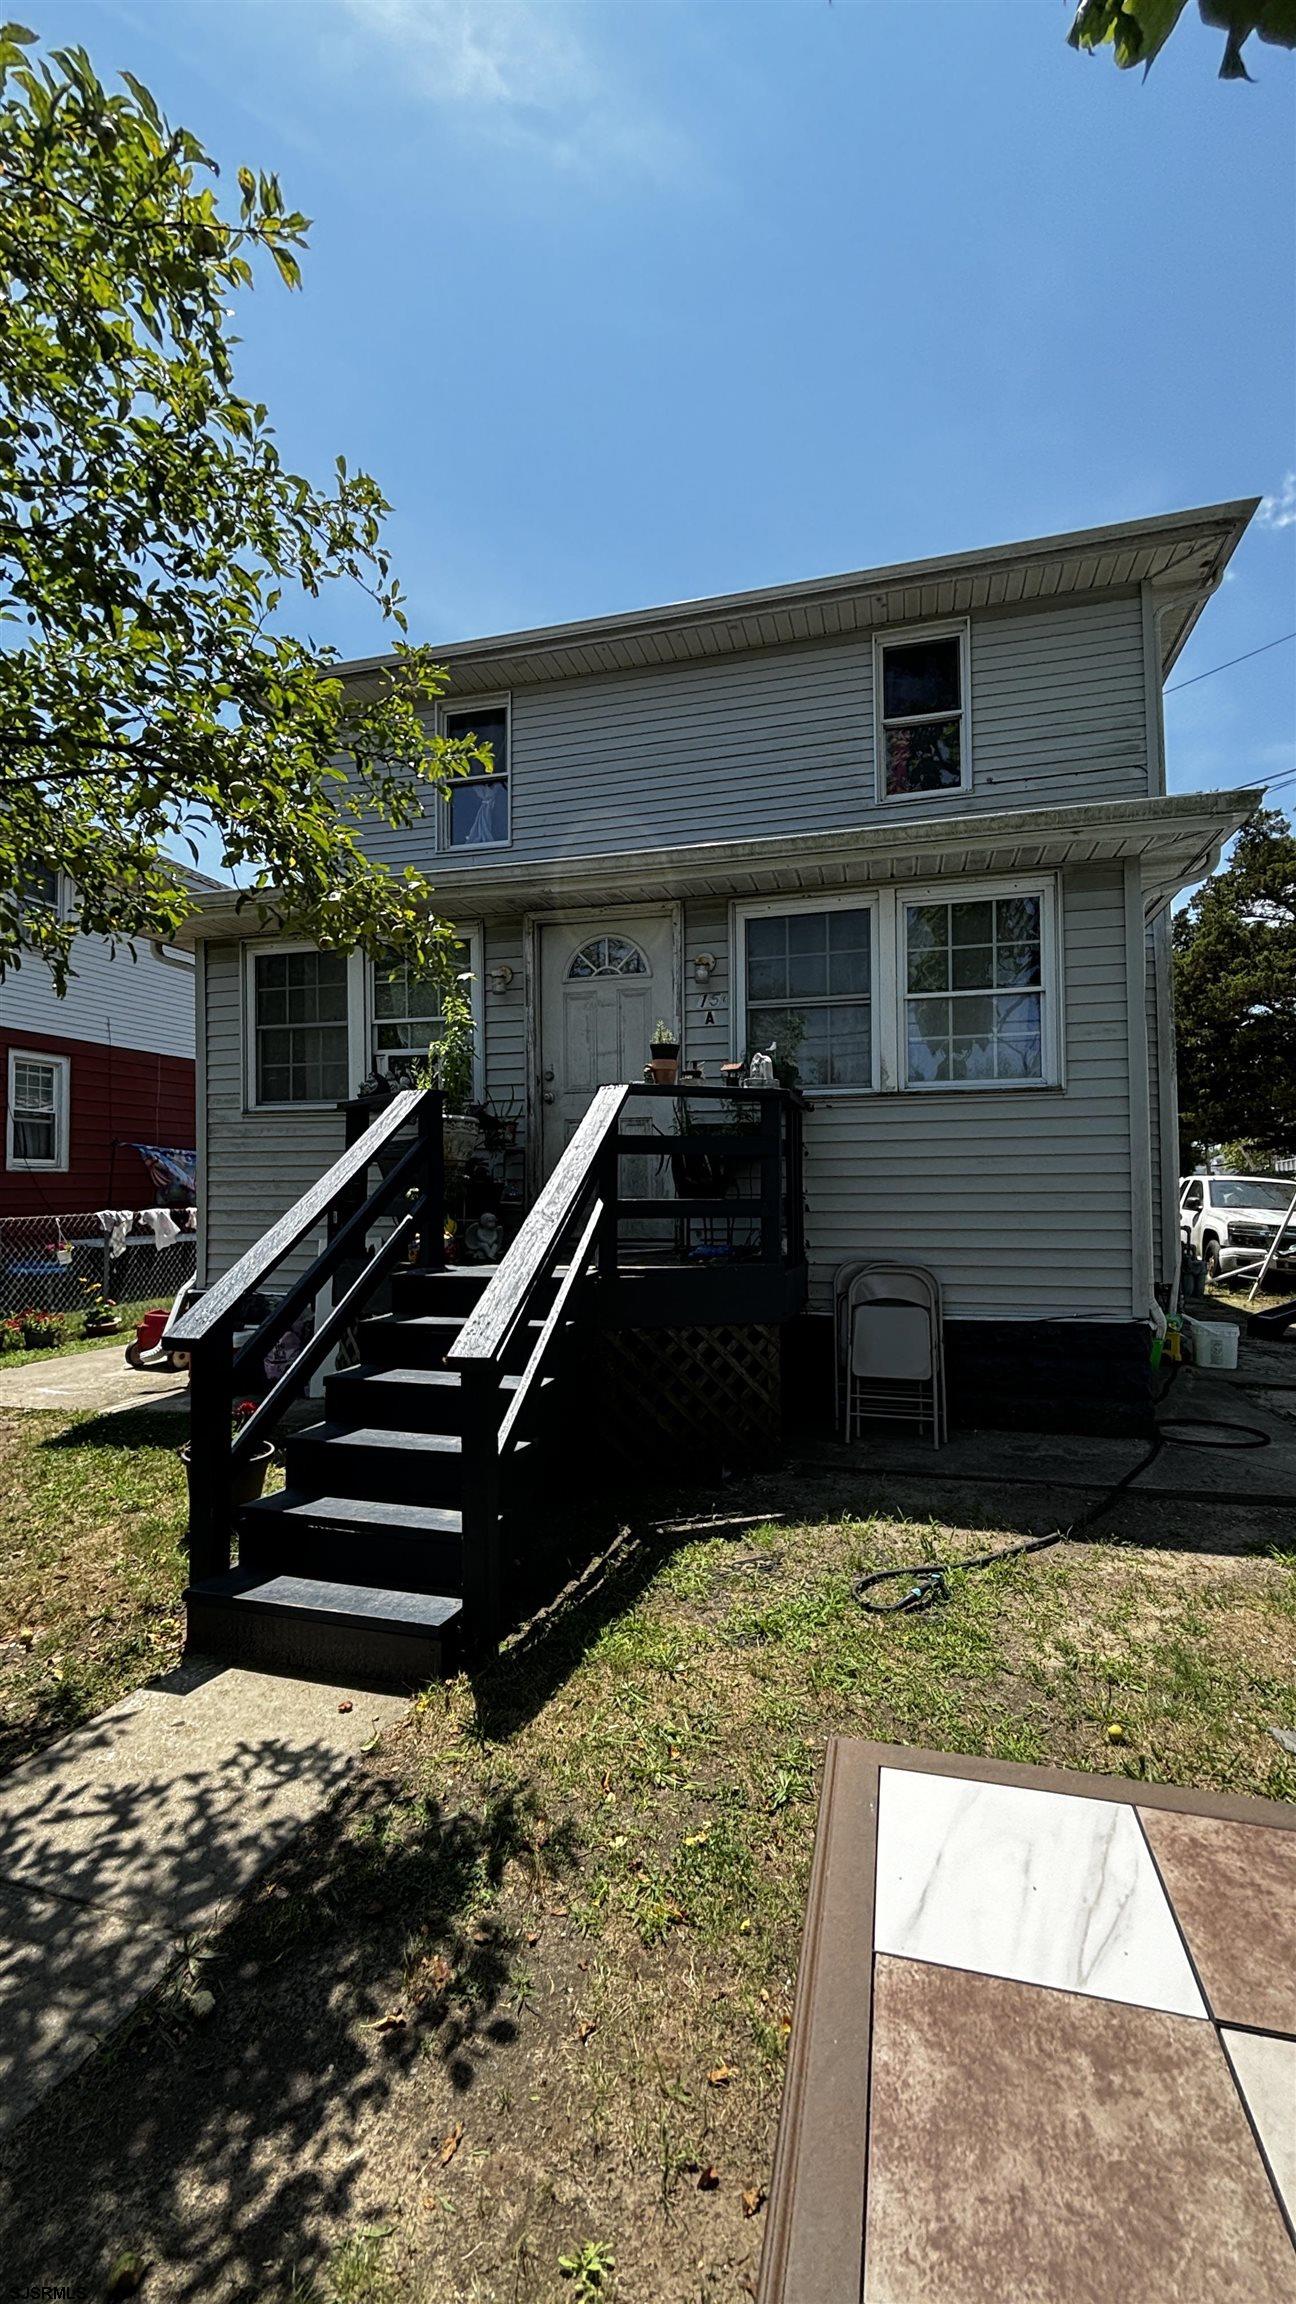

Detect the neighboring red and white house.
[{"left": 0, "top": 866, "right": 213, "bottom": 1217}]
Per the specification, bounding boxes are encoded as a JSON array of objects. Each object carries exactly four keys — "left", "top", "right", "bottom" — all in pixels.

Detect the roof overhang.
[
  {"left": 332, "top": 500, "right": 1256, "bottom": 699},
  {"left": 177, "top": 789, "right": 1259, "bottom": 945}
]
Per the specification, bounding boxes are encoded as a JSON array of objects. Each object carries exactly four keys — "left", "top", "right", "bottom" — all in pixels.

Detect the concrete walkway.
[
  {"left": 0, "top": 1662, "right": 406, "bottom": 2134},
  {"left": 0, "top": 1342, "right": 187, "bottom": 1417}
]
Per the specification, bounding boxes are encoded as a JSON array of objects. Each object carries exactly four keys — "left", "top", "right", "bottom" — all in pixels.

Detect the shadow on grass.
[
  {"left": 0, "top": 1739, "right": 575, "bottom": 2298},
  {"left": 40, "top": 1401, "right": 190, "bottom": 1453}
]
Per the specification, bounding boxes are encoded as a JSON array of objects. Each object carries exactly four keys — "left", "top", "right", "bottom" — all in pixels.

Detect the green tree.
[
  {"left": 1173, "top": 808, "right": 1296, "bottom": 1164},
  {"left": 1070, "top": 0, "right": 1296, "bottom": 78},
  {"left": 0, "top": 23, "right": 485, "bottom": 993}
]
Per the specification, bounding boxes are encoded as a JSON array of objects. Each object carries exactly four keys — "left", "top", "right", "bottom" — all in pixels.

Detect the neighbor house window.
[
  {"left": 371, "top": 935, "right": 481, "bottom": 1089},
  {"left": 740, "top": 902, "right": 874, "bottom": 1089},
  {"left": 444, "top": 704, "right": 510, "bottom": 848},
  {"left": 903, "top": 889, "right": 1052, "bottom": 1086},
  {"left": 251, "top": 949, "right": 350, "bottom": 1105},
  {"left": 20, "top": 866, "right": 61, "bottom": 914},
  {"left": 876, "top": 625, "right": 968, "bottom": 800},
  {"left": 6, "top": 1051, "right": 69, "bottom": 1169}
]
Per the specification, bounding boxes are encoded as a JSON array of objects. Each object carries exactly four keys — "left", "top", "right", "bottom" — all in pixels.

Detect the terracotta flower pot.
[{"left": 649, "top": 1055, "right": 679, "bottom": 1085}]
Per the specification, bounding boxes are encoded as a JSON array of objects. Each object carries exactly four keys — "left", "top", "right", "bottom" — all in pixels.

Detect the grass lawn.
[
  {"left": 0, "top": 1407, "right": 1293, "bottom": 2302},
  {"left": 0, "top": 1404, "right": 188, "bottom": 1770}
]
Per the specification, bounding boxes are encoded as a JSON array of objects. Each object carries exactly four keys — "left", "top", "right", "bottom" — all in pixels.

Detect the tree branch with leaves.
[
  {"left": 0, "top": 22, "right": 485, "bottom": 993},
  {"left": 1069, "top": 0, "right": 1296, "bottom": 80},
  {"left": 1173, "top": 808, "right": 1296, "bottom": 1164}
]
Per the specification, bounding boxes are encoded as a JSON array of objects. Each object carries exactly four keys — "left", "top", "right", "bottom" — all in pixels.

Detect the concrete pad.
[
  {"left": 0, "top": 1661, "right": 407, "bottom": 1935},
  {"left": 0, "top": 1878, "right": 173, "bottom": 2136},
  {"left": 0, "top": 1346, "right": 187, "bottom": 1417}
]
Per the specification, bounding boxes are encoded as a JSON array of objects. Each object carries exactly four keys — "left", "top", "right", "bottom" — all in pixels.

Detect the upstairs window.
[
  {"left": 444, "top": 704, "right": 510, "bottom": 848},
  {"left": 877, "top": 626, "right": 968, "bottom": 800},
  {"left": 903, "top": 891, "right": 1051, "bottom": 1086},
  {"left": 6, "top": 1051, "right": 69, "bottom": 1169},
  {"left": 252, "top": 949, "right": 349, "bottom": 1106}
]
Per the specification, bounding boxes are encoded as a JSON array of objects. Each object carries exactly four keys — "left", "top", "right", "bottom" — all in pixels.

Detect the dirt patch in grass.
[
  {"left": 2, "top": 1467, "right": 1292, "bottom": 2304},
  {"left": 0, "top": 1405, "right": 189, "bottom": 1769}
]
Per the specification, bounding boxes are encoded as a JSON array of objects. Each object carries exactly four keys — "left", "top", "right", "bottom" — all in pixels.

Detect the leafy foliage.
[
  {"left": 0, "top": 24, "right": 484, "bottom": 991},
  {"left": 1173, "top": 808, "right": 1296, "bottom": 1162},
  {"left": 1069, "top": 0, "right": 1296, "bottom": 77}
]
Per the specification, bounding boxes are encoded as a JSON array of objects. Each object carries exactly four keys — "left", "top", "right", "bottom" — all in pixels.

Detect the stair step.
[
  {"left": 324, "top": 1363, "right": 521, "bottom": 1434},
  {"left": 238, "top": 1487, "right": 464, "bottom": 1596},
  {"left": 391, "top": 1266, "right": 498, "bottom": 1316},
  {"left": 356, "top": 1312, "right": 464, "bottom": 1369},
  {"left": 245, "top": 1489, "right": 463, "bottom": 1537},
  {"left": 286, "top": 1420, "right": 463, "bottom": 1506},
  {"left": 185, "top": 1570, "right": 460, "bottom": 1689}
]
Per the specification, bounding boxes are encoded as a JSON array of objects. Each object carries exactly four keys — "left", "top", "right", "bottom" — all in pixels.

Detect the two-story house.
[{"left": 178, "top": 500, "right": 1259, "bottom": 1435}]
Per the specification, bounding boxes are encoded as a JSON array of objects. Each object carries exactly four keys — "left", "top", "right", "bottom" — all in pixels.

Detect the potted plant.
[
  {"left": 180, "top": 1398, "right": 276, "bottom": 1507},
  {"left": 417, "top": 972, "right": 483, "bottom": 1171},
  {"left": 79, "top": 1278, "right": 122, "bottom": 1337},
  {"left": 20, "top": 1308, "right": 64, "bottom": 1350},
  {"left": 649, "top": 1019, "right": 680, "bottom": 1086}
]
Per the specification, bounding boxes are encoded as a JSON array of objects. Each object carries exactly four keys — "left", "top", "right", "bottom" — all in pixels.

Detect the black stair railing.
[
  {"left": 448, "top": 1083, "right": 627, "bottom": 1643},
  {"left": 171, "top": 1086, "right": 446, "bottom": 1583},
  {"left": 449, "top": 1081, "right": 805, "bottom": 1647}
]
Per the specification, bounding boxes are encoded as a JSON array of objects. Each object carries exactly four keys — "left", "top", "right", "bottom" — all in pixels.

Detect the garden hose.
[{"left": 851, "top": 1366, "right": 1273, "bottom": 1617}]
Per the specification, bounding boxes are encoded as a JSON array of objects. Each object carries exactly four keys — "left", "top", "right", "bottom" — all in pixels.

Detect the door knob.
[{"left": 542, "top": 1091, "right": 555, "bottom": 1104}]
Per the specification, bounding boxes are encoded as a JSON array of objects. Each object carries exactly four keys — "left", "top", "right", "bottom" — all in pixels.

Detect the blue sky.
[{"left": 40, "top": 0, "right": 1296, "bottom": 844}]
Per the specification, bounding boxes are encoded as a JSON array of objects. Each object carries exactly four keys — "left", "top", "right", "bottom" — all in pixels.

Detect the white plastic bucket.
[{"left": 1186, "top": 1318, "right": 1239, "bottom": 1371}]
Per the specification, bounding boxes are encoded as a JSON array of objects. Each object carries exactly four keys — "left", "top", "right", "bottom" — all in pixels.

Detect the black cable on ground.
[{"left": 850, "top": 1362, "right": 1273, "bottom": 1617}]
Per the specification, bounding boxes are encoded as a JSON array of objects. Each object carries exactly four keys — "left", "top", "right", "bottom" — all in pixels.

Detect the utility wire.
[{"left": 1165, "top": 630, "right": 1296, "bottom": 694}]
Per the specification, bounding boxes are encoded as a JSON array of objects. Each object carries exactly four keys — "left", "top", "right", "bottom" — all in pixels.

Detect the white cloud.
[
  {"left": 1257, "top": 472, "right": 1296, "bottom": 529},
  {"left": 329, "top": 0, "right": 691, "bottom": 184}
]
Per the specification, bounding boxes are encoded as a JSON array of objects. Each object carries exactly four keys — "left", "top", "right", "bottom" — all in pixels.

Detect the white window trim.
[
  {"left": 440, "top": 694, "right": 513, "bottom": 854},
  {"left": 896, "top": 874, "right": 1063, "bottom": 1092},
  {"left": 6, "top": 1048, "right": 71, "bottom": 1171},
  {"left": 873, "top": 618, "right": 972, "bottom": 806},
  {"left": 364, "top": 924, "right": 486, "bottom": 1104},
  {"left": 731, "top": 892, "right": 881, "bottom": 1097},
  {"left": 243, "top": 942, "right": 367, "bottom": 1113}
]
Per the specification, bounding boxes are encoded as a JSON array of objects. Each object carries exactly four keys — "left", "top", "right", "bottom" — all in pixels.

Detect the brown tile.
[
  {"left": 864, "top": 1957, "right": 1296, "bottom": 2304},
  {"left": 1140, "top": 1807, "right": 1296, "bottom": 2034}
]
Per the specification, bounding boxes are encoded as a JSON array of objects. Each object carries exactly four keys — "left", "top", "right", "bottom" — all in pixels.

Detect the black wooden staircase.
[{"left": 172, "top": 1080, "right": 805, "bottom": 1688}]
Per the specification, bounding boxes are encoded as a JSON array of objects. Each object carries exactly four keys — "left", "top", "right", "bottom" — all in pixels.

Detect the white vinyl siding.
[
  {"left": 200, "top": 865, "right": 1137, "bottom": 1321},
  {"left": 355, "top": 595, "right": 1151, "bottom": 881}
]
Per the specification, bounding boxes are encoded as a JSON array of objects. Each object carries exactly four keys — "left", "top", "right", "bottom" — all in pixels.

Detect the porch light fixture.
[
  {"left": 691, "top": 952, "right": 717, "bottom": 984},
  {"left": 487, "top": 962, "right": 514, "bottom": 995}
]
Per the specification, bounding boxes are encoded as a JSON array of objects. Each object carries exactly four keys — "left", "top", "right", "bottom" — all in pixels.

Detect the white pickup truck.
[{"left": 1179, "top": 1174, "right": 1296, "bottom": 1282}]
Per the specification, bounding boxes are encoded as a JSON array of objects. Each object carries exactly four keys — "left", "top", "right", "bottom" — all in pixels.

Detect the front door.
[{"left": 538, "top": 911, "right": 678, "bottom": 1178}]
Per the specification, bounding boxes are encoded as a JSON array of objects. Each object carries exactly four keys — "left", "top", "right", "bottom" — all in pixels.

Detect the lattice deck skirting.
[{"left": 599, "top": 1322, "right": 782, "bottom": 1465}]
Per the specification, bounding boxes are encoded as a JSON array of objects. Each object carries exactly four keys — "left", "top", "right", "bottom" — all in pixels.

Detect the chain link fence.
[{"left": 0, "top": 1211, "right": 197, "bottom": 1328}]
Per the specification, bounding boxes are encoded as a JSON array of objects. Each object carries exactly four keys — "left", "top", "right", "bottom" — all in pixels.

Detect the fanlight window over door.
[{"left": 567, "top": 935, "right": 650, "bottom": 980}]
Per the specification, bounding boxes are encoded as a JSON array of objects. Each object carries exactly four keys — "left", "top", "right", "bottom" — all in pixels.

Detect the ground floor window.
[
  {"left": 734, "top": 880, "right": 1058, "bottom": 1094},
  {"left": 738, "top": 902, "right": 875, "bottom": 1089},
  {"left": 371, "top": 931, "right": 485, "bottom": 1095},
  {"left": 251, "top": 948, "right": 350, "bottom": 1106},
  {"left": 902, "top": 891, "right": 1048, "bottom": 1085},
  {"left": 6, "top": 1050, "right": 70, "bottom": 1168}
]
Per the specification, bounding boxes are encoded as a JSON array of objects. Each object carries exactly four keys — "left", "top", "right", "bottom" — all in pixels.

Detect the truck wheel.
[{"left": 1202, "top": 1237, "right": 1222, "bottom": 1282}]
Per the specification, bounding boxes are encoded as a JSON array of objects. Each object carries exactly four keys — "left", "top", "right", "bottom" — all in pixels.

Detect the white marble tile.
[
  {"left": 1223, "top": 2029, "right": 1296, "bottom": 2221},
  {"left": 875, "top": 1768, "right": 1206, "bottom": 2017}
]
